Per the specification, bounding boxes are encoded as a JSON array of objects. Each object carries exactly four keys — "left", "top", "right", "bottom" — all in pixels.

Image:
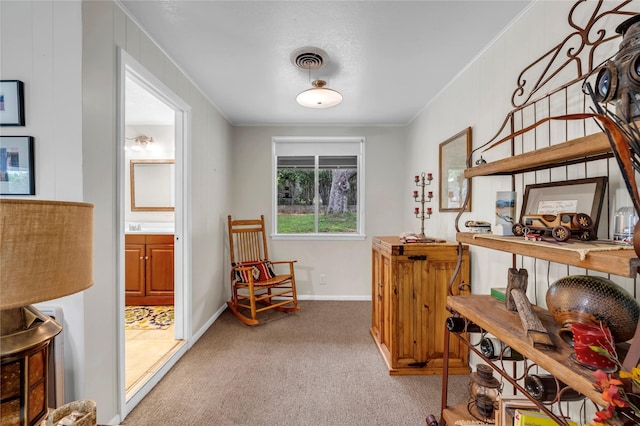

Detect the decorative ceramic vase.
[
  {"left": 546, "top": 275, "right": 640, "bottom": 343},
  {"left": 633, "top": 220, "right": 640, "bottom": 258},
  {"left": 571, "top": 323, "right": 616, "bottom": 370}
]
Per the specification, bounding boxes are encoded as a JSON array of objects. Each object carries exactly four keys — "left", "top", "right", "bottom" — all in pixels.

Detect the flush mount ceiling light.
[
  {"left": 291, "top": 46, "right": 343, "bottom": 108},
  {"left": 296, "top": 80, "right": 343, "bottom": 108}
]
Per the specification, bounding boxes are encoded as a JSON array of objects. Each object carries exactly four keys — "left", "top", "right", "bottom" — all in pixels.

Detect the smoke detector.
[{"left": 290, "top": 46, "right": 329, "bottom": 70}]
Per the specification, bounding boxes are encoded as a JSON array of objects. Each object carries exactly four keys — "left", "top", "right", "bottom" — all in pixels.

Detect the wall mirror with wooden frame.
[
  {"left": 439, "top": 127, "right": 472, "bottom": 212},
  {"left": 130, "top": 159, "right": 175, "bottom": 211}
]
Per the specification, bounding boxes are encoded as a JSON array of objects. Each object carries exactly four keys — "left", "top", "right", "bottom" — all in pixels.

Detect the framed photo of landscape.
[
  {"left": 0, "top": 136, "right": 35, "bottom": 195},
  {"left": 0, "top": 80, "right": 25, "bottom": 126}
]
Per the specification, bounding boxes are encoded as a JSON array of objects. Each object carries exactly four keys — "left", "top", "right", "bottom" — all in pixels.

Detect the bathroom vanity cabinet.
[{"left": 125, "top": 234, "right": 174, "bottom": 305}]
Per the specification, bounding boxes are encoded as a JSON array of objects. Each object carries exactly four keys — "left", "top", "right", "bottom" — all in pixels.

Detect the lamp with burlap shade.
[{"left": 1, "top": 199, "right": 94, "bottom": 426}]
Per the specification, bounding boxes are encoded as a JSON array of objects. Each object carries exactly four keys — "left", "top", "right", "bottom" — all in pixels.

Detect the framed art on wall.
[
  {"left": 0, "top": 80, "right": 25, "bottom": 126},
  {"left": 0, "top": 136, "right": 35, "bottom": 195},
  {"left": 439, "top": 127, "right": 472, "bottom": 212}
]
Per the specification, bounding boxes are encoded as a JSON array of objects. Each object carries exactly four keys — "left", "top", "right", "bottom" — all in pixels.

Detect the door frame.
[{"left": 116, "top": 48, "right": 192, "bottom": 418}]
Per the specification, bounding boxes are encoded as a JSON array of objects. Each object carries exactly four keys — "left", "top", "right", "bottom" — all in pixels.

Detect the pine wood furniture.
[
  {"left": 125, "top": 234, "right": 174, "bottom": 305},
  {"left": 371, "top": 236, "right": 470, "bottom": 375},
  {"left": 226, "top": 215, "right": 300, "bottom": 326}
]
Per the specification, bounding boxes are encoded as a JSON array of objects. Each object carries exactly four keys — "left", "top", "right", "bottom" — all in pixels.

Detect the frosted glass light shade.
[{"left": 296, "top": 80, "right": 343, "bottom": 108}]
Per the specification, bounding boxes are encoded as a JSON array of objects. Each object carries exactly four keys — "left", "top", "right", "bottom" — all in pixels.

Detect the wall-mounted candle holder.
[{"left": 413, "top": 172, "right": 434, "bottom": 238}]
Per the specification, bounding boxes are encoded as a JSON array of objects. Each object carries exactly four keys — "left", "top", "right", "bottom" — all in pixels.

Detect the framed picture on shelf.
[
  {"left": 0, "top": 80, "right": 25, "bottom": 126},
  {"left": 496, "top": 191, "right": 516, "bottom": 226},
  {"left": 439, "top": 127, "right": 472, "bottom": 212},
  {"left": 520, "top": 176, "right": 607, "bottom": 234},
  {"left": 497, "top": 396, "right": 539, "bottom": 426},
  {"left": 0, "top": 136, "right": 35, "bottom": 195}
]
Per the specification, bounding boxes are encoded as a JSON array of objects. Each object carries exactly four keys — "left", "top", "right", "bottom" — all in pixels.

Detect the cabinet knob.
[
  {"left": 145, "top": 256, "right": 149, "bottom": 260},
  {"left": 139, "top": 257, "right": 144, "bottom": 260}
]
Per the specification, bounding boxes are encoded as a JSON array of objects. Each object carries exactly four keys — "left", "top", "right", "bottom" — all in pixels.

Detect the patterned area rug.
[{"left": 125, "top": 305, "right": 174, "bottom": 330}]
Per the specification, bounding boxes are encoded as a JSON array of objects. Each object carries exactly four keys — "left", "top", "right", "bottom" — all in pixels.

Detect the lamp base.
[{"left": 1, "top": 305, "right": 62, "bottom": 426}]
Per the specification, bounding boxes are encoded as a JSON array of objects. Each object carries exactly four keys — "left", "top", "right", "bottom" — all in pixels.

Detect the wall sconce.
[{"left": 126, "top": 135, "right": 154, "bottom": 146}]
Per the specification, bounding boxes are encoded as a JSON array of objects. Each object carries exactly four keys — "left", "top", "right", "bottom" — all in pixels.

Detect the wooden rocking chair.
[{"left": 226, "top": 215, "right": 300, "bottom": 325}]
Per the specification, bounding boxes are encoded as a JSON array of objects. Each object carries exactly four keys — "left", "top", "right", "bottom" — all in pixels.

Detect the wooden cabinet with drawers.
[{"left": 125, "top": 234, "right": 174, "bottom": 305}]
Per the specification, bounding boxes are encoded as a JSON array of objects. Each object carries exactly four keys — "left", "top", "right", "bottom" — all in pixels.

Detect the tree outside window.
[{"left": 273, "top": 137, "right": 364, "bottom": 238}]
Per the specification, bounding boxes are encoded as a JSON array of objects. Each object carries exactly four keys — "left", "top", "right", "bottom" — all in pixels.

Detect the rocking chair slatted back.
[
  {"left": 226, "top": 214, "right": 300, "bottom": 325},
  {"left": 229, "top": 219, "right": 269, "bottom": 264}
]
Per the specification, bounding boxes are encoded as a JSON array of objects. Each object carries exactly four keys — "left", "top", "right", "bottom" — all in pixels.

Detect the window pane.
[
  {"left": 319, "top": 156, "right": 357, "bottom": 233},
  {"left": 273, "top": 137, "right": 364, "bottom": 238},
  {"left": 277, "top": 156, "right": 315, "bottom": 234}
]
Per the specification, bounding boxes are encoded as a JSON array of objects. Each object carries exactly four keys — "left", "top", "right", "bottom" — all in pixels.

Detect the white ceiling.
[{"left": 119, "top": 1, "right": 532, "bottom": 126}]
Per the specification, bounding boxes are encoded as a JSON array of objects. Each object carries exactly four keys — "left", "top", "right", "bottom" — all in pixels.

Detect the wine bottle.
[{"left": 445, "top": 316, "right": 483, "bottom": 333}]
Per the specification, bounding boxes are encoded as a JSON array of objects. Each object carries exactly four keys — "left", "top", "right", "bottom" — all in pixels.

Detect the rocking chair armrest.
[
  {"left": 230, "top": 265, "right": 256, "bottom": 283},
  {"left": 231, "top": 265, "right": 254, "bottom": 271},
  {"left": 269, "top": 260, "right": 296, "bottom": 275}
]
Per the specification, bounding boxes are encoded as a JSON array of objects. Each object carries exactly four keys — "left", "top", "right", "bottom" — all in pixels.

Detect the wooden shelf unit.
[
  {"left": 440, "top": 295, "right": 611, "bottom": 425},
  {"left": 441, "top": 403, "right": 474, "bottom": 425},
  {"left": 441, "top": 128, "right": 639, "bottom": 424},
  {"left": 448, "top": 295, "right": 605, "bottom": 405},
  {"left": 464, "top": 131, "right": 612, "bottom": 178},
  {"left": 456, "top": 232, "right": 640, "bottom": 278}
]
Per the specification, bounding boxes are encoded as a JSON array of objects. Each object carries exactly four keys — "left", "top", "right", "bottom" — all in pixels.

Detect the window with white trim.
[{"left": 272, "top": 137, "right": 365, "bottom": 239}]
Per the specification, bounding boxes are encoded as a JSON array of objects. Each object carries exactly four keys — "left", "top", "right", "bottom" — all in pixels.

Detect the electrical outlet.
[{"left": 319, "top": 273, "right": 327, "bottom": 285}]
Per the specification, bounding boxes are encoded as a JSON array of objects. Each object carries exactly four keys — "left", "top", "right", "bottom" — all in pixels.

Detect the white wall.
[
  {"left": 81, "top": 1, "right": 234, "bottom": 421},
  {"left": 0, "top": 0, "right": 86, "bottom": 405},
  {"left": 0, "top": 1, "right": 237, "bottom": 423},
  {"left": 232, "top": 126, "right": 407, "bottom": 298}
]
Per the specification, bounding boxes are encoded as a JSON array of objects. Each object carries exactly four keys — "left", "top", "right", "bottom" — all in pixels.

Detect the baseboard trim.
[
  {"left": 191, "top": 303, "right": 227, "bottom": 347},
  {"left": 297, "top": 295, "right": 371, "bottom": 301}
]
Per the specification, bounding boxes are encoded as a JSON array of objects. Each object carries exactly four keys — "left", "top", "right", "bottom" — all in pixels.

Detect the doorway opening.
[
  {"left": 118, "top": 49, "right": 191, "bottom": 418},
  {"left": 123, "top": 75, "right": 181, "bottom": 399}
]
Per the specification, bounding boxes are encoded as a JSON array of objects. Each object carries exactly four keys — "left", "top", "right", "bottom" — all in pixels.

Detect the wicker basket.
[{"left": 46, "top": 400, "right": 96, "bottom": 426}]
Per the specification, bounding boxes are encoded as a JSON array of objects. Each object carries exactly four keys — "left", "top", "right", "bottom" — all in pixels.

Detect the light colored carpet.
[{"left": 123, "top": 300, "right": 469, "bottom": 425}]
